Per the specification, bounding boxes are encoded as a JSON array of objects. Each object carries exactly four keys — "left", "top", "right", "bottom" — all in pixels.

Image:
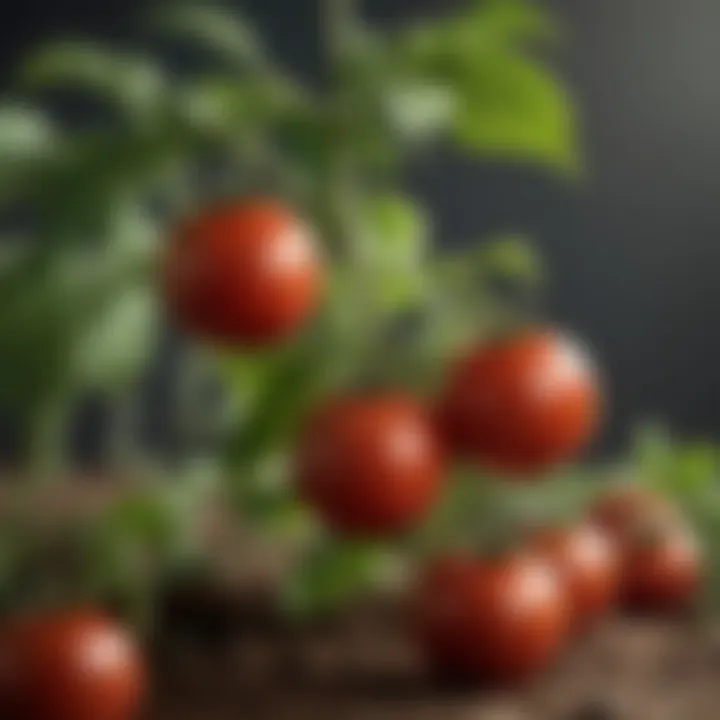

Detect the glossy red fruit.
[
  {"left": 0, "top": 610, "right": 144, "bottom": 720},
  {"left": 296, "top": 393, "right": 445, "bottom": 536},
  {"left": 412, "top": 552, "right": 568, "bottom": 685},
  {"left": 164, "top": 198, "right": 324, "bottom": 347},
  {"left": 590, "top": 486, "right": 679, "bottom": 539},
  {"left": 436, "top": 329, "right": 601, "bottom": 474},
  {"left": 531, "top": 523, "right": 620, "bottom": 632},
  {"left": 620, "top": 522, "right": 701, "bottom": 614}
]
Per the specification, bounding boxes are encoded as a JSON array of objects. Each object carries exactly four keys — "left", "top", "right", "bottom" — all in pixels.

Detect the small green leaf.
[
  {"left": 361, "top": 194, "right": 430, "bottom": 309},
  {"left": 391, "top": 1, "right": 574, "bottom": 170},
  {"left": 633, "top": 422, "right": 674, "bottom": 482},
  {"left": 476, "top": 234, "right": 544, "bottom": 284},
  {"left": 674, "top": 444, "right": 717, "bottom": 489},
  {"left": 152, "top": 3, "right": 264, "bottom": 67},
  {"left": 453, "top": 51, "right": 578, "bottom": 172},
  {"left": 383, "top": 82, "right": 457, "bottom": 143},
  {"left": 22, "top": 42, "right": 166, "bottom": 119},
  {"left": 469, "top": 0, "right": 559, "bottom": 45},
  {"left": 73, "top": 285, "right": 157, "bottom": 389},
  {"left": 279, "top": 539, "right": 388, "bottom": 621},
  {"left": 0, "top": 103, "right": 58, "bottom": 161}
]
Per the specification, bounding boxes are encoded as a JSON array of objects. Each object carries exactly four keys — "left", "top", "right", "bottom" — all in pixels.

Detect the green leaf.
[
  {"left": 391, "top": 1, "right": 574, "bottom": 169},
  {"left": 400, "top": 0, "right": 558, "bottom": 69},
  {"left": 0, "top": 273, "right": 75, "bottom": 413},
  {"left": 475, "top": 234, "right": 544, "bottom": 284},
  {"left": 469, "top": 0, "right": 559, "bottom": 45},
  {"left": 0, "top": 103, "right": 61, "bottom": 205},
  {"left": 452, "top": 51, "right": 578, "bottom": 171},
  {"left": 361, "top": 194, "right": 430, "bottom": 309},
  {"left": 151, "top": 3, "right": 264, "bottom": 67},
  {"left": 222, "top": 342, "right": 330, "bottom": 473},
  {"left": 103, "top": 491, "right": 182, "bottom": 556},
  {"left": 279, "top": 539, "right": 388, "bottom": 620},
  {"left": 668, "top": 443, "right": 717, "bottom": 494},
  {"left": 36, "top": 129, "right": 188, "bottom": 245},
  {"left": 633, "top": 422, "right": 674, "bottom": 482},
  {"left": 73, "top": 285, "right": 157, "bottom": 390},
  {"left": 173, "top": 78, "right": 252, "bottom": 137},
  {"left": 0, "top": 102, "right": 58, "bottom": 161},
  {"left": 383, "top": 82, "right": 457, "bottom": 143},
  {"left": 22, "top": 41, "right": 165, "bottom": 120}
]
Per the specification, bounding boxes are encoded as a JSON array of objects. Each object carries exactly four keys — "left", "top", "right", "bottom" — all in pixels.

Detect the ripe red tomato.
[
  {"left": 531, "top": 523, "right": 620, "bottom": 632},
  {"left": 163, "top": 198, "right": 324, "bottom": 347},
  {"left": 412, "top": 552, "right": 568, "bottom": 685},
  {"left": 296, "top": 393, "right": 445, "bottom": 536},
  {"left": 590, "top": 486, "right": 679, "bottom": 539},
  {"left": 0, "top": 610, "right": 144, "bottom": 720},
  {"left": 619, "top": 522, "right": 701, "bottom": 614},
  {"left": 435, "top": 329, "right": 601, "bottom": 474}
]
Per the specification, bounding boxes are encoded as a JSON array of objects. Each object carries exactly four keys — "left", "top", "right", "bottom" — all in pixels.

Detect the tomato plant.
[
  {"left": 436, "top": 328, "right": 601, "bottom": 474},
  {"left": 295, "top": 393, "right": 444, "bottom": 536},
  {"left": 2, "top": 0, "right": 717, "bottom": 705},
  {"left": 412, "top": 552, "right": 568, "bottom": 684},
  {"left": 0, "top": 610, "right": 144, "bottom": 720}
]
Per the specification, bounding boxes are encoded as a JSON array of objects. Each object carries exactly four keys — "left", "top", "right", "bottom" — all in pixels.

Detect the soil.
[
  {"left": 147, "top": 589, "right": 720, "bottom": 720},
  {"left": 2, "top": 480, "right": 716, "bottom": 719}
]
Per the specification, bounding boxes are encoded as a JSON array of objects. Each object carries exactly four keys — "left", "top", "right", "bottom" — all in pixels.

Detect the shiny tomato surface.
[
  {"left": 297, "top": 393, "right": 445, "bottom": 536},
  {"left": 413, "top": 552, "right": 568, "bottom": 685},
  {"left": 531, "top": 523, "right": 620, "bottom": 632},
  {"left": 620, "top": 524, "right": 701, "bottom": 614},
  {"left": 436, "top": 329, "right": 601, "bottom": 474},
  {"left": 164, "top": 198, "right": 324, "bottom": 347},
  {"left": 0, "top": 609, "right": 144, "bottom": 720}
]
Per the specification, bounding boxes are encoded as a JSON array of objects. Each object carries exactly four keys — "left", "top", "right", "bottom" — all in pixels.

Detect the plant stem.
[{"left": 28, "top": 391, "right": 71, "bottom": 485}]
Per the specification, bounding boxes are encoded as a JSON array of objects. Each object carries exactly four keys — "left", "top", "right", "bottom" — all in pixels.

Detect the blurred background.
[{"left": 1, "top": 0, "right": 720, "bottom": 457}]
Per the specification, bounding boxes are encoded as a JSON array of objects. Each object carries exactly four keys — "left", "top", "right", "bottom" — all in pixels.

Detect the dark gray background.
[{"left": 2, "top": 0, "right": 719, "bottom": 455}]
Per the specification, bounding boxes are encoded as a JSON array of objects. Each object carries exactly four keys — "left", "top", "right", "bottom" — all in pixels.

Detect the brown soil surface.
[{"left": 146, "top": 597, "right": 720, "bottom": 720}]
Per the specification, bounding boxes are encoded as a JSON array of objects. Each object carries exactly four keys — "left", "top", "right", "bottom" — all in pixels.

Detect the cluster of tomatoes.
[
  {"left": 163, "top": 198, "right": 702, "bottom": 685},
  {"left": 413, "top": 486, "right": 701, "bottom": 685},
  {"left": 0, "top": 200, "right": 701, "bottom": 719}
]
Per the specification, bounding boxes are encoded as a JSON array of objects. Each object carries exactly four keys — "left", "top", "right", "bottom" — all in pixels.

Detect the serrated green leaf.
[
  {"left": 152, "top": 3, "right": 264, "bottom": 67},
  {"left": 22, "top": 41, "right": 166, "bottom": 120}
]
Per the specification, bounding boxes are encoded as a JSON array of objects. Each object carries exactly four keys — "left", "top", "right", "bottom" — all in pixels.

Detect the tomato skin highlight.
[
  {"left": 620, "top": 525, "right": 701, "bottom": 614},
  {"left": 436, "top": 329, "right": 601, "bottom": 474},
  {"left": 296, "top": 393, "right": 445, "bottom": 537},
  {"left": 163, "top": 198, "right": 324, "bottom": 348},
  {"left": 531, "top": 523, "right": 620, "bottom": 633},
  {"left": 0, "top": 610, "right": 144, "bottom": 720},
  {"left": 412, "top": 553, "right": 569, "bottom": 685}
]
